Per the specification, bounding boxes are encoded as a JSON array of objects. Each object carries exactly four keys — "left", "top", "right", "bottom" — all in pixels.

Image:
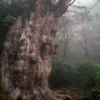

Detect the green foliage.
[
  {"left": 49, "top": 58, "right": 100, "bottom": 99},
  {"left": 90, "top": 63, "right": 100, "bottom": 100},
  {"left": 20, "top": 0, "right": 30, "bottom": 8},
  {"left": 75, "top": 62, "right": 95, "bottom": 88},
  {"left": 49, "top": 57, "right": 74, "bottom": 88},
  {"left": 3, "top": 15, "right": 16, "bottom": 27},
  {"left": 49, "top": 57, "right": 94, "bottom": 89},
  {"left": 0, "top": 1, "right": 22, "bottom": 54}
]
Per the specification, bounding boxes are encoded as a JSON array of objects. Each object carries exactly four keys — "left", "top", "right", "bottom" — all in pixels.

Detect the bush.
[
  {"left": 90, "top": 63, "right": 100, "bottom": 100},
  {"left": 49, "top": 57, "right": 74, "bottom": 88},
  {"left": 75, "top": 62, "right": 95, "bottom": 88},
  {"left": 49, "top": 57, "right": 94, "bottom": 89},
  {"left": 49, "top": 57, "right": 100, "bottom": 99}
]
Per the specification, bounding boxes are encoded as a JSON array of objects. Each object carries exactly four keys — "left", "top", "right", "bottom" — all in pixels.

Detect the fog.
[{"left": 56, "top": 0, "right": 100, "bottom": 61}]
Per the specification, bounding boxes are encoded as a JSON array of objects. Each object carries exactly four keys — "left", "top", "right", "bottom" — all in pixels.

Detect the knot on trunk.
[{"left": 40, "top": 34, "right": 57, "bottom": 55}]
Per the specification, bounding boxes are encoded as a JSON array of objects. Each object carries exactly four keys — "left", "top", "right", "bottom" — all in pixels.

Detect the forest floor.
[{"left": 54, "top": 87, "right": 89, "bottom": 100}]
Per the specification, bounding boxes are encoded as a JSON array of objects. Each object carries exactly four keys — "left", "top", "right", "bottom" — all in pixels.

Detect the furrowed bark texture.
[{"left": 0, "top": 0, "right": 70, "bottom": 100}]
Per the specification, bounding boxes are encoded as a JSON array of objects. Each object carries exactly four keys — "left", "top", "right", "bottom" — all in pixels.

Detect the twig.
[
  {"left": 68, "top": 0, "right": 76, "bottom": 6},
  {"left": 70, "top": 0, "right": 99, "bottom": 9}
]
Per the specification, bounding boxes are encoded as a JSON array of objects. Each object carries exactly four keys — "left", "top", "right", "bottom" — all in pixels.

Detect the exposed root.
[
  {"left": 52, "top": 91, "right": 72, "bottom": 100},
  {"left": 29, "top": 88, "right": 55, "bottom": 100},
  {"left": 30, "top": 89, "right": 72, "bottom": 100}
]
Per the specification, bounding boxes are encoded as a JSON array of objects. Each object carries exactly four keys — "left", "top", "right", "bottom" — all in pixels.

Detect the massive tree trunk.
[{"left": 0, "top": 0, "right": 73, "bottom": 100}]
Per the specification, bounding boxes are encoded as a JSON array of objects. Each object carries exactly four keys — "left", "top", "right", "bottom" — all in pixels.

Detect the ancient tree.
[{"left": 0, "top": 0, "right": 75, "bottom": 100}]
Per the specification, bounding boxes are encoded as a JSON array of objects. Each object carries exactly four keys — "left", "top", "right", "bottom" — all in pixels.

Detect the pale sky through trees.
[
  {"left": 75, "top": 0, "right": 100, "bottom": 13},
  {"left": 75, "top": 0, "right": 96, "bottom": 6},
  {"left": 56, "top": 0, "right": 100, "bottom": 61}
]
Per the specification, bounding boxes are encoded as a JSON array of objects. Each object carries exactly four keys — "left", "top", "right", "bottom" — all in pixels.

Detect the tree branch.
[
  {"left": 54, "top": 0, "right": 76, "bottom": 18},
  {"left": 68, "top": 0, "right": 76, "bottom": 6},
  {"left": 70, "top": 0, "right": 99, "bottom": 9},
  {"left": 67, "top": 10, "right": 85, "bottom": 17}
]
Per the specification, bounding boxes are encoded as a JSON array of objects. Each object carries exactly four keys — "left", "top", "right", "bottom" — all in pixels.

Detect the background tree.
[
  {"left": 55, "top": 4, "right": 94, "bottom": 60},
  {"left": 56, "top": 15, "right": 74, "bottom": 59}
]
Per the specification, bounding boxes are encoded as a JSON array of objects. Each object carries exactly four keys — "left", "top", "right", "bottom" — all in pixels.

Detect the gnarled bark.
[{"left": 0, "top": 0, "right": 74, "bottom": 100}]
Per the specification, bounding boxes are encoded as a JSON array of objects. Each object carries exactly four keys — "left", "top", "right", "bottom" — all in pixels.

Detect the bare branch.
[
  {"left": 91, "top": 0, "right": 99, "bottom": 9},
  {"left": 67, "top": 10, "right": 85, "bottom": 17},
  {"left": 54, "top": 0, "right": 75, "bottom": 17},
  {"left": 70, "top": 0, "right": 99, "bottom": 9},
  {"left": 68, "top": 0, "right": 76, "bottom": 6}
]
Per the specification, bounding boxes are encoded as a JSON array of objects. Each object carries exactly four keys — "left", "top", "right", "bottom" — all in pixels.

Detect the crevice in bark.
[{"left": 16, "top": 95, "right": 23, "bottom": 100}]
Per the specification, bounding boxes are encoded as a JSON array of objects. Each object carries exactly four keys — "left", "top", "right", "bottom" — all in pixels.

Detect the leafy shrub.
[
  {"left": 3, "top": 15, "right": 16, "bottom": 27},
  {"left": 49, "top": 58, "right": 100, "bottom": 99},
  {"left": 90, "top": 63, "right": 100, "bottom": 100},
  {"left": 49, "top": 57, "right": 94, "bottom": 89},
  {"left": 49, "top": 57, "right": 74, "bottom": 88},
  {"left": 75, "top": 62, "right": 95, "bottom": 88}
]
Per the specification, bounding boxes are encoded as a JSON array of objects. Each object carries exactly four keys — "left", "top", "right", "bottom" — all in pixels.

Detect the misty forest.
[{"left": 0, "top": 0, "right": 100, "bottom": 100}]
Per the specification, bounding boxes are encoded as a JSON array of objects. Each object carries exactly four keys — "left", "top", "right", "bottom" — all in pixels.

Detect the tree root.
[
  {"left": 15, "top": 88, "right": 72, "bottom": 100},
  {"left": 52, "top": 91, "right": 72, "bottom": 100}
]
